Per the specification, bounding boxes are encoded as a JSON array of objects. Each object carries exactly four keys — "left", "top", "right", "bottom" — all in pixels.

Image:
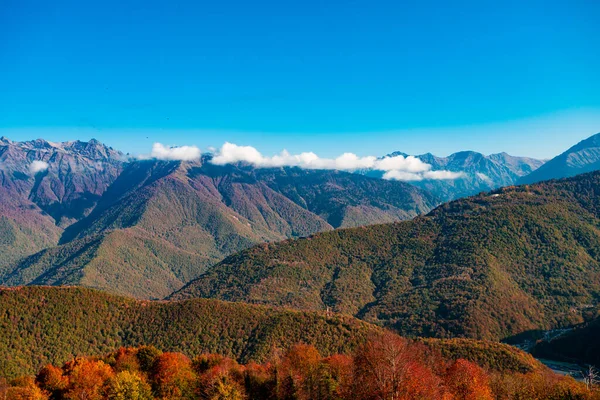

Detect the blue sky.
[{"left": 1, "top": 0, "right": 599, "bottom": 158}]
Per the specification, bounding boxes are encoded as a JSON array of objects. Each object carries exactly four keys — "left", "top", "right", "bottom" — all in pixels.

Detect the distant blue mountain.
[
  {"left": 519, "top": 132, "right": 600, "bottom": 184},
  {"left": 363, "top": 150, "right": 545, "bottom": 201}
]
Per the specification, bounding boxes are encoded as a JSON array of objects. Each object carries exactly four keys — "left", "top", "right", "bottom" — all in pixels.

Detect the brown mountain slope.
[
  {"left": 172, "top": 171, "right": 600, "bottom": 341},
  {"left": 0, "top": 137, "right": 124, "bottom": 276},
  {"left": 3, "top": 158, "right": 438, "bottom": 299},
  {"left": 0, "top": 137, "right": 124, "bottom": 226}
]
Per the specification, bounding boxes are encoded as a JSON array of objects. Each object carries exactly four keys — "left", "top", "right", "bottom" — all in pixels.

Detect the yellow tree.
[{"left": 105, "top": 371, "right": 152, "bottom": 400}]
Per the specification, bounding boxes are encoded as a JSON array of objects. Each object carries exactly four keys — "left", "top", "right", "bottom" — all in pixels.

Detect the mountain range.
[
  {"left": 3, "top": 134, "right": 600, "bottom": 300},
  {"left": 0, "top": 140, "right": 439, "bottom": 298},
  {"left": 3, "top": 132, "right": 600, "bottom": 373},
  {"left": 365, "top": 150, "right": 545, "bottom": 201}
]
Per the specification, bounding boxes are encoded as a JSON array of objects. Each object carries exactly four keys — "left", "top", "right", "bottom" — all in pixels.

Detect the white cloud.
[
  {"left": 211, "top": 142, "right": 380, "bottom": 170},
  {"left": 210, "top": 142, "right": 464, "bottom": 181},
  {"left": 333, "top": 153, "right": 377, "bottom": 170},
  {"left": 374, "top": 155, "right": 431, "bottom": 173},
  {"left": 211, "top": 143, "right": 433, "bottom": 172},
  {"left": 147, "top": 143, "right": 201, "bottom": 161},
  {"left": 211, "top": 142, "right": 266, "bottom": 165},
  {"left": 423, "top": 170, "right": 466, "bottom": 180},
  {"left": 212, "top": 143, "right": 373, "bottom": 170},
  {"left": 384, "top": 169, "right": 465, "bottom": 182},
  {"left": 382, "top": 170, "right": 424, "bottom": 181},
  {"left": 29, "top": 160, "right": 49, "bottom": 174}
]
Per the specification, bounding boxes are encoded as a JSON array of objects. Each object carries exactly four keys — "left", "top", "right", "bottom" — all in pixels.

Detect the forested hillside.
[
  {"left": 0, "top": 286, "right": 378, "bottom": 378},
  {"left": 173, "top": 171, "right": 600, "bottom": 341}
]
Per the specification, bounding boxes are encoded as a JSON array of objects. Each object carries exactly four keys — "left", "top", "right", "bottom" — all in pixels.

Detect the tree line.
[{"left": 2, "top": 332, "right": 598, "bottom": 400}]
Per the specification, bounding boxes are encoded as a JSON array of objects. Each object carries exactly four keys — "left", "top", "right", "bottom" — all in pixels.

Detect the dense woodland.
[
  {"left": 0, "top": 286, "right": 557, "bottom": 382},
  {"left": 0, "top": 287, "right": 377, "bottom": 378},
  {"left": 2, "top": 332, "right": 598, "bottom": 400},
  {"left": 173, "top": 171, "right": 600, "bottom": 341}
]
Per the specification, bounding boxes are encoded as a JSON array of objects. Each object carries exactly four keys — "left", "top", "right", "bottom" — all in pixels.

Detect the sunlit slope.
[
  {"left": 0, "top": 286, "right": 379, "bottom": 378},
  {"left": 4, "top": 159, "right": 437, "bottom": 299},
  {"left": 173, "top": 171, "right": 600, "bottom": 341}
]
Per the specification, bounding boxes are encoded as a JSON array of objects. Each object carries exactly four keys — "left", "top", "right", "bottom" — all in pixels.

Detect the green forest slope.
[
  {"left": 172, "top": 171, "right": 600, "bottom": 341},
  {"left": 0, "top": 286, "right": 546, "bottom": 381},
  {"left": 0, "top": 286, "right": 379, "bottom": 378}
]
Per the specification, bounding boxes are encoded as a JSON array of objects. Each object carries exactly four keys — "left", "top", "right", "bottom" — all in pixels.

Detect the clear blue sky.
[{"left": 1, "top": 0, "right": 599, "bottom": 158}]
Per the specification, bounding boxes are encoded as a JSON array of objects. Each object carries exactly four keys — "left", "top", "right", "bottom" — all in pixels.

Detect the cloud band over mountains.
[{"left": 141, "top": 142, "right": 465, "bottom": 181}]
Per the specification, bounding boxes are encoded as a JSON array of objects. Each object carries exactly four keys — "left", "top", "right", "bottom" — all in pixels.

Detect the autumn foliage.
[{"left": 1, "top": 332, "right": 598, "bottom": 400}]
